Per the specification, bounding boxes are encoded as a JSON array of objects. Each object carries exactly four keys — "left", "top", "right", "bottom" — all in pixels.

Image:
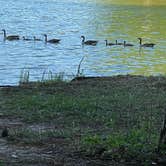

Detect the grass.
[
  {"left": 19, "top": 69, "right": 67, "bottom": 86},
  {"left": 0, "top": 75, "right": 166, "bottom": 164}
]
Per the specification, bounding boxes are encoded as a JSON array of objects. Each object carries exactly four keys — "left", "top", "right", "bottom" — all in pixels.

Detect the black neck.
[{"left": 2, "top": 30, "right": 6, "bottom": 40}]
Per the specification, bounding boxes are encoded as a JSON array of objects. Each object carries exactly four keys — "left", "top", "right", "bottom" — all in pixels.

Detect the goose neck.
[{"left": 2, "top": 30, "right": 6, "bottom": 40}]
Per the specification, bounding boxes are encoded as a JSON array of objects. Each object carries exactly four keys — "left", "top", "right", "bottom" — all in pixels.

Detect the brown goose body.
[
  {"left": 138, "top": 38, "right": 155, "bottom": 48},
  {"left": 44, "top": 34, "right": 60, "bottom": 44},
  {"left": 81, "top": 36, "right": 98, "bottom": 46},
  {"left": 2, "top": 29, "right": 19, "bottom": 41}
]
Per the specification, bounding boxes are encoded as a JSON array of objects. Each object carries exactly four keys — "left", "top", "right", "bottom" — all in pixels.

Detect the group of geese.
[{"left": 1, "top": 29, "right": 156, "bottom": 48}]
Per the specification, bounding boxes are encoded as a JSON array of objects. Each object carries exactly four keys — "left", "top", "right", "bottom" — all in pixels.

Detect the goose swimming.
[
  {"left": 81, "top": 36, "right": 98, "bottom": 46},
  {"left": 44, "top": 34, "right": 60, "bottom": 44},
  {"left": 2, "top": 29, "right": 19, "bottom": 41},
  {"left": 138, "top": 38, "right": 155, "bottom": 48},
  {"left": 105, "top": 40, "right": 116, "bottom": 46},
  {"left": 33, "top": 36, "right": 42, "bottom": 41},
  {"left": 22, "top": 36, "right": 32, "bottom": 41},
  {"left": 115, "top": 40, "right": 123, "bottom": 45}
]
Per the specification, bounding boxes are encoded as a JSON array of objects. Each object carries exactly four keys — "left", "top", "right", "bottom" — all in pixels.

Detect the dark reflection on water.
[{"left": 0, "top": 0, "right": 165, "bottom": 84}]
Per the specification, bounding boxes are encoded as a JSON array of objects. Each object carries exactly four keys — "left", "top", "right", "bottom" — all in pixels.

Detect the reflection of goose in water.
[
  {"left": 124, "top": 41, "right": 134, "bottom": 47},
  {"left": 115, "top": 40, "right": 123, "bottom": 45},
  {"left": 81, "top": 36, "right": 98, "bottom": 46},
  {"left": 138, "top": 38, "right": 155, "bottom": 48},
  {"left": 105, "top": 40, "right": 116, "bottom": 46},
  {"left": 44, "top": 34, "right": 60, "bottom": 44},
  {"left": 2, "top": 29, "right": 19, "bottom": 41},
  {"left": 33, "top": 36, "right": 42, "bottom": 41},
  {"left": 22, "top": 36, "right": 33, "bottom": 41}
]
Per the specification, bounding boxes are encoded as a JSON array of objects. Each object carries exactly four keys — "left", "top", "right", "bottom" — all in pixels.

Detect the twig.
[{"left": 76, "top": 55, "right": 85, "bottom": 77}]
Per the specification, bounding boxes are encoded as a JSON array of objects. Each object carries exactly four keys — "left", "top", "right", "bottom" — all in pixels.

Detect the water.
[{"left": 0, "top": 0, "right": 165, "bottom": 85}]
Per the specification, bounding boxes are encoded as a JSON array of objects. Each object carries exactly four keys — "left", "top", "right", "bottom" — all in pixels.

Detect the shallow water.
[{"left": 0, "top": 0, "right": 165, "bottom": 85}]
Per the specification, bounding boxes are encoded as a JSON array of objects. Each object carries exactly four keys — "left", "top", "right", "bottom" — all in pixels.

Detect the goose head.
[
  {"left": 138, "top": 38, "right": 142, "bottom": 45},
  {"left": 81, "top": 35, "right": 85, "bottom": 42}
]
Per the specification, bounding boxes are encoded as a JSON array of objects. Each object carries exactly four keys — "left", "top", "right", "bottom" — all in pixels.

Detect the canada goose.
[
  {"left": 22, "top": 36, "right": 32, "bottom": 41},
  {"left": 2, "top": 29, "right": 19, "bottom": 41},
  {"left": 33, "top": 36, "right": 42, "bottom": 41},
  {"left": 1, "top": 127, "right": 8, "bottom": 137},
  {"left": 81, "top": 36, "right": 98, "bottom": 46},
  {"left": 115, "top": 40, "right": 123, "bottom": 45},
  {"left": 124, "top": 41, "right": 134, "bottom": 47},
  {"left": 44, "top": 34, "right": 60, "bottom": 44},
  {"left": 138, "top": 38, "right": 155, "bottom": 48},
  {"left": 105, "top": 40, "right": 116, "bottom": 46}
]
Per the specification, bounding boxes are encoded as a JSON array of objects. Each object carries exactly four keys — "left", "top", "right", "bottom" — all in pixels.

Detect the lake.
[{"left": 0, "top": 0, "right": 165, "bottom": 85}]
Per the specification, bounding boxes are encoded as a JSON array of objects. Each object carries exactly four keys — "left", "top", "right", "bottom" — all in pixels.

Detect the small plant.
[
  {"left": 19, "top": 69, "right": 30, "bottom": 84},
  {"left": 41, "top": 70, "right": 65, "bottom": 83}
]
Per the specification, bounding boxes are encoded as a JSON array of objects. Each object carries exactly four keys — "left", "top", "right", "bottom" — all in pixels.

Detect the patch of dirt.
[
  {"left": 0, "top": 117, "right": 23, "bottom": 129},
  {"left": 0, "top": 116, "right": 120, "bottom": 166}
]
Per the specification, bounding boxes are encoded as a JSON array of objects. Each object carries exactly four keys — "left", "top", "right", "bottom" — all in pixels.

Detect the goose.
[
  {"left": 33, "top": 36, "right": 42, "bottom": 41},
  {"left": 138, "top": 38, "right": 155, "bottom": 48},
  {"left": 22, "top": 36, "right": 33, "bottom": 41},
  {"left": 105, "top": 40, "right": 116, "bottom": 46},
  {"left": 1, "top": 127, "right": 8, "bottom": 137},
  {"left": 81, "top": 36, "right": 98, "bottom": 46},
  {"left": 115, "top": 40, "right": 123, "bottom": 45},
  {"left": 124, "top": 41, "right": 134, "bottom": 47},
  {"left": 2, "top": 29, "right": 19, "bottom": 41},
  {"left": 44, "top": 34, "right": 60, "bottom": 44}
]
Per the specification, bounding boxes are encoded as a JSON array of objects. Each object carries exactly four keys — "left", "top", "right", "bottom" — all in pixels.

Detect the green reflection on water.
[
  {"left": 84, "top": 0, "right": 166, "bottom": 76},
  {"left": 97, "top": 0, "right": 166, "bottom": 6}
]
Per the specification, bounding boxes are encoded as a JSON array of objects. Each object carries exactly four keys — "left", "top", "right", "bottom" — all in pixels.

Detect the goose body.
[
  {"left": 2, "top": 29, "right": 19, "bottom": 41},
  {"left": 34, "top": 36, "right": 42, "bottom": 41},
  {"left": 81, "top": 36, "right": 98, "bottom": 46},
  {"left": 105, "top": 40, "right": 116, "bottom": 46},
  {"left": 138, "top": 38, "right": 155, "bottom": 48},
  {"left": 115, "top": 40, "right": 123, "bottom": 45},
  {"left": 44, "top": 34, "right": 60, "bottom": 44},
  {"left": 124, "top": 41, "right": 134, "bottom": 47},
  {"left": 22, "top": 36, "right": 33, "bottom": 41}
]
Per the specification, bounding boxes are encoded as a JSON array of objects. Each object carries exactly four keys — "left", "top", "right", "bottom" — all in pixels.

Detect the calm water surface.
[{"left": 0, "top": 0, "right": 165, "bottom": 84}]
